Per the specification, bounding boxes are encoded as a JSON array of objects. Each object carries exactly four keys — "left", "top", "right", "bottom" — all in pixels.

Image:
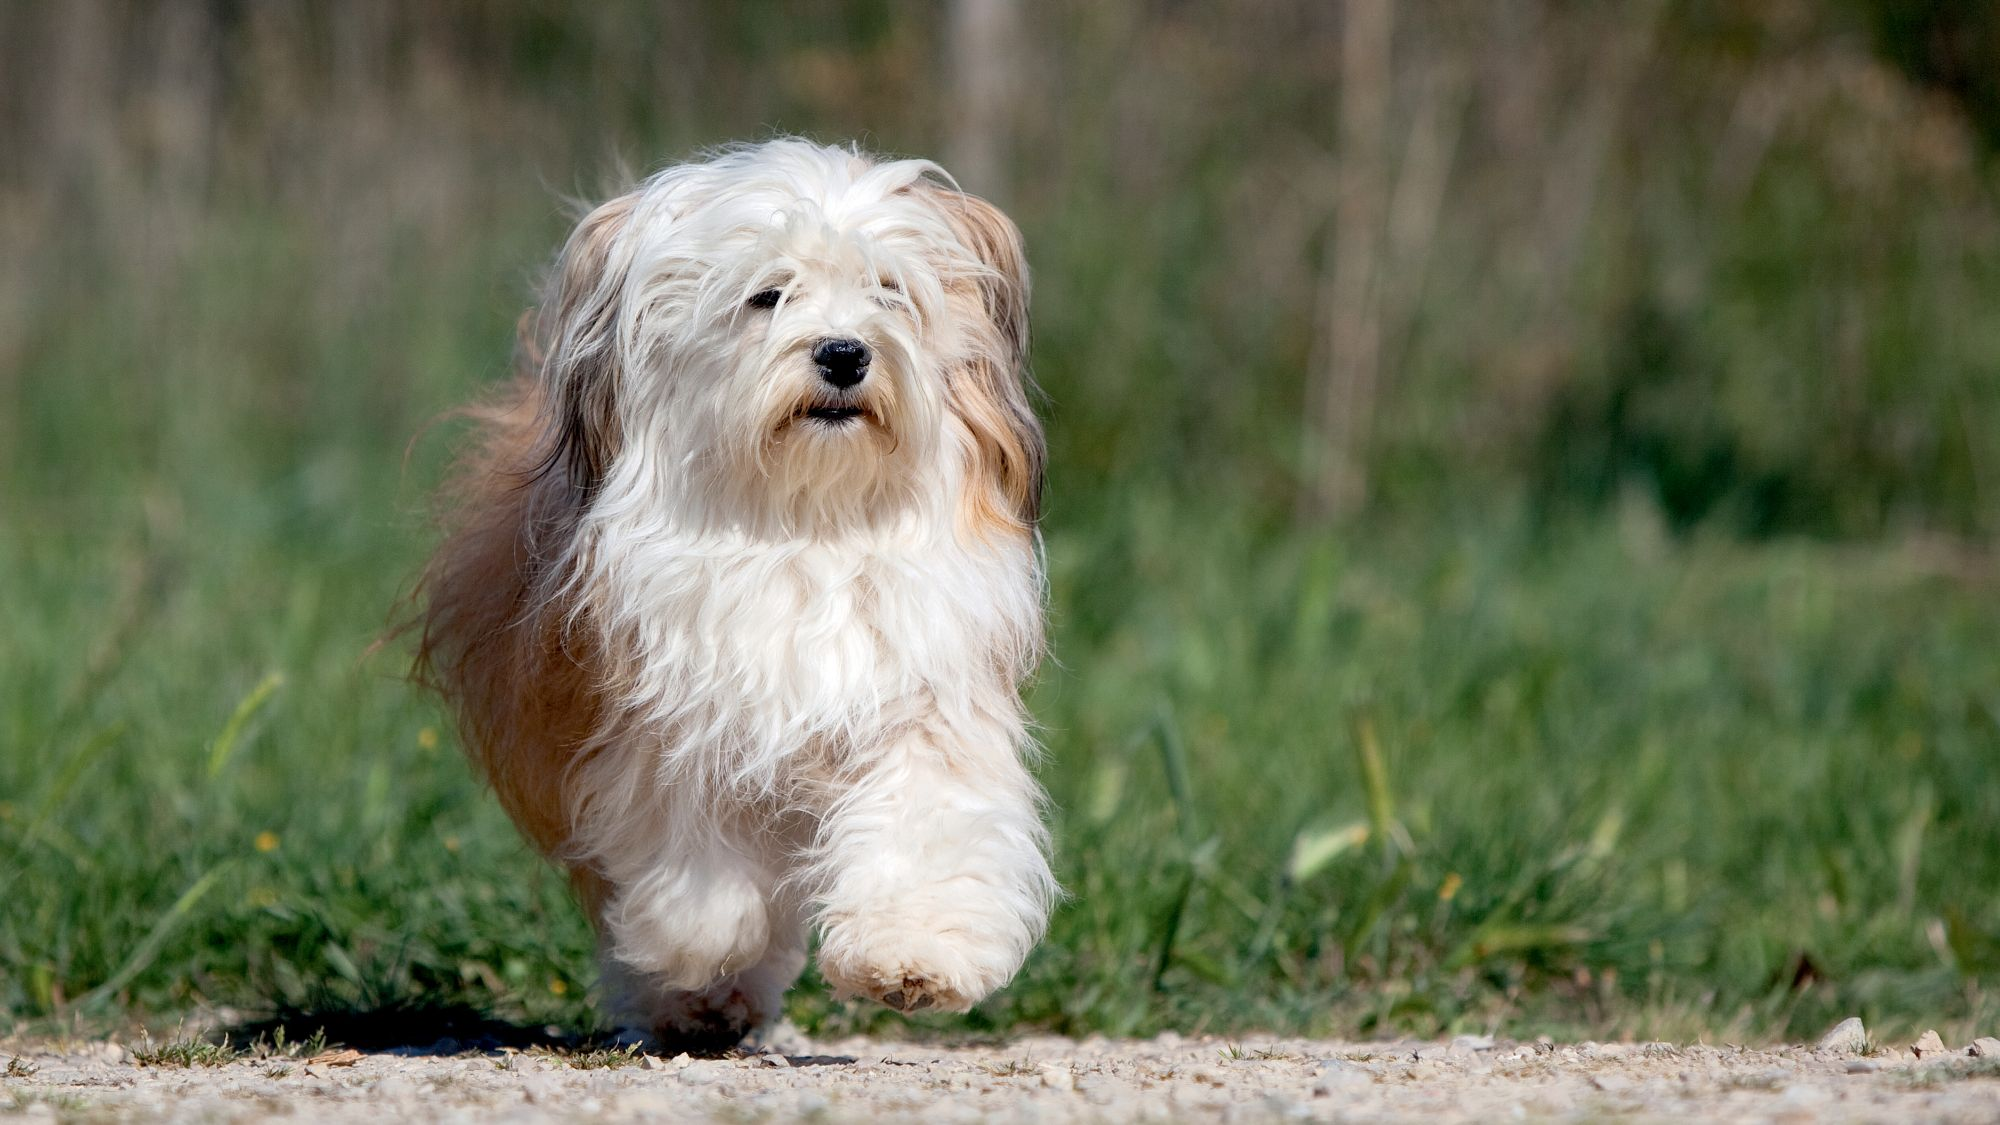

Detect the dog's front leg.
[{"left": 809, "top": 720, "right": 1055, "bottom": 1013}]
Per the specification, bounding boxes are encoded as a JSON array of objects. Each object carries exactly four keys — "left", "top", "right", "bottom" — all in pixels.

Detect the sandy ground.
[{"left": 7, "top": 1029, "right": 2000, "bottom": 1122}]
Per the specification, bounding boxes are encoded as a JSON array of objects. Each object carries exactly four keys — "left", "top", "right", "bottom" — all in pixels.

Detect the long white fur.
[{"left": 530, "top": 141, "right": 1053, "bottom": 1035}]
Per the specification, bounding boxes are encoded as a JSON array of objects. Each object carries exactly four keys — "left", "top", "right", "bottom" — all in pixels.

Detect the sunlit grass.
[{"left": 5, "top": 445, "right": 1995, "bottom": 1045}]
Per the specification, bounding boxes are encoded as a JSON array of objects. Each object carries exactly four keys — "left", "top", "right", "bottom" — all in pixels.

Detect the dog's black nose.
[{"left": 812, "top": 337, "right": 870, "bottom": 388}]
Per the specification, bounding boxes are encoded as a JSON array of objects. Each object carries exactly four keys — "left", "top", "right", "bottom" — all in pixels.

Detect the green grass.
[
  {"left": 131, "top": 1034, "right": 244, "bottom": 1069},
  {"left": 124, "top": 1023, "right": 328, "bottom": 1068},
  {"left": 529, "top": 1043, "right": 649, "bottom": 1070},
  {"left": 3, "top": 441, "right": 1996, "bottom": 1045}
]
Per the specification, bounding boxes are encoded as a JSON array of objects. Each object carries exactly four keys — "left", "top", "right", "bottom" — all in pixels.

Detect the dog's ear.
[
  {"left": 929, "top": 186, "right": 1046, "bottom": 530},
  {"left": 533, "top": 192, "right": 638, "bottom": 495}
]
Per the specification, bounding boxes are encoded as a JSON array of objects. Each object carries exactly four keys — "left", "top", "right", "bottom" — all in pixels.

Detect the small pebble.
[
  {"left": 1970, "top": 1038, "right": 2000, "bottom": 1058},
  {"left": 1816, "top": 1016, "right": 1868, "bottom": 1056},
  {"left": 1913, "top": 1030, "right": 1947, "bottom": 1058}
]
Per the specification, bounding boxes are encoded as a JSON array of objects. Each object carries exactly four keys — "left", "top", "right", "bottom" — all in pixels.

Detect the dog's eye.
[
  {"left": 869, "top": 279, "right": 904, "bottom": 309},
  {"left": 747, "top": 288, "right": 784, "bottom": 310}
]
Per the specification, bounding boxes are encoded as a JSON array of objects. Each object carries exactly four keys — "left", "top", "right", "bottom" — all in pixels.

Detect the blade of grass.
[
  {"left": 1444, "top": 923, "right": 1595, "bottom": 971},
  {"left": 8, "top": 724, "right": 125, "bottom": 856},
  {"left": 76, "top": 862, "right": 234, "bottom": 1008},
  {"left": 1288, "top": 819, "right": 1371, "bottom": 883},
  {"left": 207, "top": 672, "right": 285, "bottom": 779},
  {"left": 1150, "top": 865, "right": 1196, "bottom": 993},
  {"left": 1894, "top": 782, "right": 1934, "bottom": 919},
  {"left": 1148, "top": 707, "right": 1214, "bottom": 991},
  {"left": 1154, "top": 704, "right": 1198, "bottom": 845},
  {"left": 1353, "top": 715, "right": 1397, "bottom": 862}
]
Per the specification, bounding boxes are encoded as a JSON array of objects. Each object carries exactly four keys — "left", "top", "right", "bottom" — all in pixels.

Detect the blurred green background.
[{"left": 4, "top": 1, "right": 1999, "bottom": 1046}]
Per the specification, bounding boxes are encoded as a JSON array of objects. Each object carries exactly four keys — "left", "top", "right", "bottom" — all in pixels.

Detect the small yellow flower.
[
  {"left": 417, "top": 727, "right": 439, "bottom": 750},
  {"left": 255, "top": 831, "right": 281, "bottom": 853},
  {"left": 1437, "top": 872, "right": 1463, "bottom": 902},
  {"left": 442, "top": 835, "right": 461, "bottom": 853},
  {"left": 549, "top": 978, "right": 568, "bottom": 996}
]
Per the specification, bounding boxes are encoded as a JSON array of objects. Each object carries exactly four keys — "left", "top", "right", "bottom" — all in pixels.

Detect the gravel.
[{"left": 7, "top": 1022, "right": 2000, "bottom": 1122}]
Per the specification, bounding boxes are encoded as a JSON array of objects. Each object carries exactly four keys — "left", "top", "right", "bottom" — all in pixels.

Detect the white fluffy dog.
[{"left": 416, "top": 139, "right": 1054, "bottom": 1049}]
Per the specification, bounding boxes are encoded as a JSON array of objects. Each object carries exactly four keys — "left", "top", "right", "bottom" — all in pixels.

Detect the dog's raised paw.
[
  {"left": 815, "top": 922, "right": 1018, "bottom": 1014},
  {"left": 877, "top": 981, "right": 941, "bottom": 1013},
  {"left": 842, "top": 971, "right": 958, "bottom": 1014}
]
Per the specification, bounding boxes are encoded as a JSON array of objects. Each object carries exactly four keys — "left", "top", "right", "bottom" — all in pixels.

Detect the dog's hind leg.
[
  {"left": 600, "top": 891, "right": 808, "bottom": 1053},
  {"left": 588, "top": 810, "right": 813, "bottom": 1051},
  {"left": 596, "top": 833, "right": 772, "bottom": 980}
]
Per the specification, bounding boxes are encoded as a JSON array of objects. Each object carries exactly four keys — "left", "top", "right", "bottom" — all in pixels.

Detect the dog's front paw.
[{"left": 815, "top": 914, "right": 1025, "bottom": 1014}]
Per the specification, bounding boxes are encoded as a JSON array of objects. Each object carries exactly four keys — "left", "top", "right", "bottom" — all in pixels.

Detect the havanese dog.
[{"left": 415, "top": 139, "right": 1053, "bottom": 1050}]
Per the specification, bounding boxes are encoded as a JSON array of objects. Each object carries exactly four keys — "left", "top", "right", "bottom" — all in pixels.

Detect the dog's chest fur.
[{"left": 584, "top": 525, "right": 1039, "bottom": 772}]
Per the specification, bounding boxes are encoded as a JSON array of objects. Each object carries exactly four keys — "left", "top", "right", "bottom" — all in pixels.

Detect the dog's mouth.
[
  {"left": 805, "top": 404, "right": 866, "bottom": 424},
  {"left": 787, "top": 399, "right": 879, "bottom": 430}
]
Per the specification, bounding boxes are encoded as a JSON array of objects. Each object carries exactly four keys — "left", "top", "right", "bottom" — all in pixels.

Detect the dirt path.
[{"left": 8, "top": 1030, "right": 2000, "bottom": 1121}]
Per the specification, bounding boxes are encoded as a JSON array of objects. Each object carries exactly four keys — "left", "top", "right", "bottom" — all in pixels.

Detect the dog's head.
[{"left": 529, "top": 140, "right": 1042, "bottom": 539}]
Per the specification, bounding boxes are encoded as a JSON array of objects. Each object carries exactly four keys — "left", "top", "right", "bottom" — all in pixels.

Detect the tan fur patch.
[
  {"left": 920, "top": 184, "right": 1047, "bottom": 539},
  {"left": 414, "top": 191, "right": 643, "bottom": 898},
  {"left": 413, "top": 379, "right": 601, "bottom": 867},
  {"left": 538, "top": 192, "right": 638, "bottom": 491}
]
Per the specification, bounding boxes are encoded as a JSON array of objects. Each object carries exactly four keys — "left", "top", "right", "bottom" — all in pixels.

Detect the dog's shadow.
[{"left": 219, "top": 1002, "right": 856, "bottom": 1066}]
